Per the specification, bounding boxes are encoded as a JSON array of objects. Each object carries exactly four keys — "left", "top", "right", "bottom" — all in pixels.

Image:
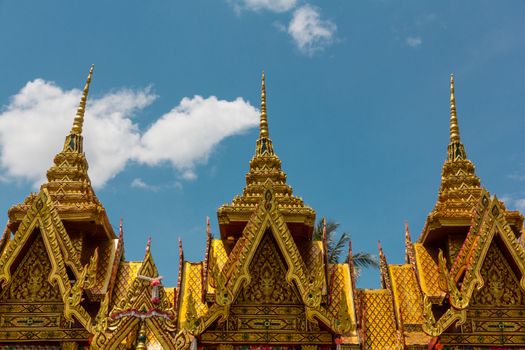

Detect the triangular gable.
[
  {"left": 0, "top": 189, "right": 95, "bottom": 330},
  {"left": 222, "top": 187, "right": 320, "bottom": 307},
  {"left": 197, "top": 187, "right": 354, "bottom": 337},
  {"left": 0, "top": 189, "right": 83, "bottom": 288},
  {"left": 0, "top": 234, "right": 93, "bottom": 343},
  {"left": 448, "top": 194, "right": 525, "bottom": 308},
  {"left": 92, "top": 248, "right": 177, "bottom": 350},
  {"left": 424, "top": 194, "right": 525, "bottom": 337},
  {"left": 0, "top": 234, "right": 62, "bottom": 302}
]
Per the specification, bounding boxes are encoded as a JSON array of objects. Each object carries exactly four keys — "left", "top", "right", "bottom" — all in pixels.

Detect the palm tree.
[{"left": 313, "top": 218, "right": 379, "bottom": 279}]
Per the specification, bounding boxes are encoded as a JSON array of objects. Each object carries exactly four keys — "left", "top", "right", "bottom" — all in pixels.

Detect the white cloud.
[
  {"left": 0, "top": 79, "right": 153, "bottom": 188},
  {"left": 131, "top": 178, "right": 159, "bottom": 191},
  {"left": 228, "top": 0, "right": 297, "bottom": 13},
  {"left": 406, "top": 36, "right": 422, "bottom": 48},
  {"left": 287, "top": 5, "right": 336, "bottom": 55},
  {"left": 134, "top": 95, "right": 259, "bottom": 174},
  {"left": 0, "top": 79, "right": 259, "bottom": 189}
]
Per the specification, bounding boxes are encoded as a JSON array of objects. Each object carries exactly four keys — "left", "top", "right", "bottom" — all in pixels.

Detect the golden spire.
[
  {"left": 70, "top": 64, "right": 94, "bottom": 135},
  {"left": 449, "top": 74, "right": 460, "bottom": 144},
  {"left": 254, "top": 71, "right": 275, "bottom": 156},
  {"left": 446, "top": 74, "right": 467, "bottom": 161},
  {"left": 260, "top": 71, "right": 269, "bottom": 138},
  {"left": 217, "top": 71, "right": 315, "bottom": 238}
]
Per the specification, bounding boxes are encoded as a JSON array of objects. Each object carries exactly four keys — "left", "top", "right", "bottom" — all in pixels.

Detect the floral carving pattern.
[
  {"left": 2, "top": 235, "right": 60, "bottom": 302},
  {"left": 471, "top": 241, "right": 525, "bottom": 306},
  {"left": 237, "top": 233, "right": 301, "bottom": 304}
]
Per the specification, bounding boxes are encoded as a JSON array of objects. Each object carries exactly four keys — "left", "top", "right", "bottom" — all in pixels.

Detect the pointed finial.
[
  {"left": 378, "top": 240, "right": 388, "bottom": 267},
  {"left": 378, "top": 240, "right": 391, "bottom": 290},
  {"left": 206, "top": 216, "right": 211, "bottom": 237},
  {"left": 449, "top": 74, "right": 461, "bottom": 144},
  {"left": 71, "top": 64, "right": 94, "bottom": 135},
  {"left": 322, "top": 217, "right": 327, "bottom": 241},
  {"left": 118, "top": 218, "right": 124, "bottom": 239},
  {"left": 404, "top": 221, "right": 417, "bottom": 266},
  {"left": 178, "top": 238, "right": 184, "bottom": 262},
  {"left": 146, "top": 236, "right": 152, "bottom": 254},
  {"left": 260, "top": 71, "right": 269, "bottom": 138}
]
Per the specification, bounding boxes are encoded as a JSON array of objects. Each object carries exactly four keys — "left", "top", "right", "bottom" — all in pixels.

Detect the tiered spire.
[
  {"left": 217, "top": 72, "right": 315, "bottom": 236},
  {"left": 8, "top": 65, "right": 108, "bottom": 226},
  {"left": 422, "top": 74, "right": 482, "bottom": 240}
]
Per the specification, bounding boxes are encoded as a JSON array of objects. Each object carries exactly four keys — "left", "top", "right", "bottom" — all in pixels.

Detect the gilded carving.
[
  {"left": 471, "top": 241, "right": 524, "bottom": 306},
  {"left": 437, "top": 249, "right": 467, "bottom": 309},
  {"left": 237, "top": 233, "right": 301, "bottom": 304},
  {"left": 2, "top": 236, "right": 60, "bottom": 302},
  {"left": 422, "top": 296, "right": 466, "bottom": 337}
]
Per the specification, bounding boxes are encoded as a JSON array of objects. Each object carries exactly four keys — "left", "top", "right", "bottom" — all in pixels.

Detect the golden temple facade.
[{"left": 0, "top": 67, "right": 524, "bottom": 350}]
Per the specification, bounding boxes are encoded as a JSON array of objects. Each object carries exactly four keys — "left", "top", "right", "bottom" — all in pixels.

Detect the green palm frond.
[
  {"left": 351, "top": 251, "right": 379, "bottom": 269},
  {"left": 312, "top": 218, "right": 379, "bottom": 275},
  {"left": 328, "top": 231, "right": 350, "bottom": 264}
]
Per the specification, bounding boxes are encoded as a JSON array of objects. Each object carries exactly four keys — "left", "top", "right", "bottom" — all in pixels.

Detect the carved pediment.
[
  {"left": 471, "top": 241, "right": 525, "bottom": 307},
  {"left": 0, "top": 234, "right": 61, "bottom": 302},
  {"left": 235, "top": 233, "right": 302, "bottom": 305},
  {"left": 438, "top": 241, "right": 525, "bottom": 346},
  {"left": 0, "top": 234, "right": 90, "bottom": 343}
]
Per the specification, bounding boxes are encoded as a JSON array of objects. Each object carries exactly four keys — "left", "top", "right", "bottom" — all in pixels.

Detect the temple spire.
[
  {"left": 420, "top": 74, "right": 481, "bottom": 242},
  {"left": 449, "top": 74, "right": 460, "bottom": 144},
  {"left": 255, "top": 71, "right": 275, "bottom": 156},
  {"left": 71, "top": 64, "right": 94, "bottom": 135},
  {"left": 260, "top": 71, "right": 269, "bottom": 138},
  {"left": 447, "top": 74, "right": 467, "bottom": 161},
  {"left": 217, "top": 71, "right": 315, "bottom": 240}
]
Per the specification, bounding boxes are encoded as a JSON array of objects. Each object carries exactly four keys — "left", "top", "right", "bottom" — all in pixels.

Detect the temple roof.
[
  {"left": 413, "top": 243, "right": 445, "bottom": 302},
  {"left": 360, "top": 289, "right": 402, "bottom": 350}
]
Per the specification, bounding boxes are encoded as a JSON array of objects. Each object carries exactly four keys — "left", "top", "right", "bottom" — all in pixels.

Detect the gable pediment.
[
  {"left": 235, "top": 232, "right": 302, "bottom": 305},
  {"left": 0, "top": 232, "right": 91, "bottom": 343},
  {"left": 471, "top": 240, "right": 525, "bottom": 307}
]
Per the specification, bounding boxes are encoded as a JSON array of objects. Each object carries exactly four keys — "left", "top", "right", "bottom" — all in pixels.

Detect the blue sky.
[{"left": 1, "top": 1, "right": 525, "bottom": 288}]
